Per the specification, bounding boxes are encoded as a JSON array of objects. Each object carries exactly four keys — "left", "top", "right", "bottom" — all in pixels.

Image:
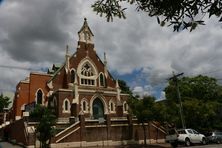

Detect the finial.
[{"left": 83, "top": 18, "right": 88, "bottom": 26}]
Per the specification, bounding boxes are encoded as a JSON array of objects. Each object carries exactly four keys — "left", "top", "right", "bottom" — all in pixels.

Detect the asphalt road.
[
  {"left": 0, "top": 142, "right": 23, "bottom": 148},
  {"left": 0, "top": 142, "right": 221, "bottom": 148},
  {"left": 179, "top": 144, "right": 222, "bottom": 148}
]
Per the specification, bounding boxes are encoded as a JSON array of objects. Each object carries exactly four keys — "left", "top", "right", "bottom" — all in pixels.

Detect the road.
[
  {"left": 179, "top": 144, "right": 222, "bottom": 148},
  {"left": 0, "top": 142, "right": 23, "bottom": 148}
]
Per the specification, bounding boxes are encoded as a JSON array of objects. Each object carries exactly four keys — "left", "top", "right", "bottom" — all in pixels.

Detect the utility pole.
[{"left": 169, "top": 72, "right": 186, "bottom": 129}]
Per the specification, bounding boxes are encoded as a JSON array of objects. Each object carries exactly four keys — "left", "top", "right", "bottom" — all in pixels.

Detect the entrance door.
[{"left": 92, "top": 98, "right": 104, "bottom": 119}]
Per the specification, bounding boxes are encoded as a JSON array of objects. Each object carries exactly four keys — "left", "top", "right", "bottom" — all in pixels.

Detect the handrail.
[{"left": 55, "top": 121, "right": 80, "bottom": 137}]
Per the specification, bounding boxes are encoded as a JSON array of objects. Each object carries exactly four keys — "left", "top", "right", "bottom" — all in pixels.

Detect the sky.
[{"left": 1, "top": 0, "right": 222, "bottom": 100}]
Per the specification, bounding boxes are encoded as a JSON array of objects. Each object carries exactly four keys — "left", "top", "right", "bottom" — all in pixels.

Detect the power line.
[{"left": 0, "top": 65, "right": 43, "bottom": 71}]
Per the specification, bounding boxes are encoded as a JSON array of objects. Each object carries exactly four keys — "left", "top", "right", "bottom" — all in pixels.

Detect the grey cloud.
[
  {"left": 0, "top": 0, "right": 78, "bottom": 63},
  {"left": 1, "top": 0, "right": 222, "bottom": 96}
]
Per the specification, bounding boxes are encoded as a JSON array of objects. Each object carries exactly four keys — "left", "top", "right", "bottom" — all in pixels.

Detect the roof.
[{"left": 78, "top": 18, "right": 94, "bottom": 36}]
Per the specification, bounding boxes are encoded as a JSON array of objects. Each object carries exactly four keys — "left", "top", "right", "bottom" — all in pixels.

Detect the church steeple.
[
  {"left": 78, "top": 18, "right": 94, "bottom": 44},
  {"left": 65, "top": 45, "right": 70, "bottom": 73}
]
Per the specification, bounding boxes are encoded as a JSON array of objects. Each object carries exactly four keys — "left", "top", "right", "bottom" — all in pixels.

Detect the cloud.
[
  {"left": 132, "top": 85, "right": 155, "bottom": 97},
  {"left": 1, "top": 0, "right": 222, "bottom": 98},
  {"left": 0, "top": 0, "right": 78, "bottom": 63}
]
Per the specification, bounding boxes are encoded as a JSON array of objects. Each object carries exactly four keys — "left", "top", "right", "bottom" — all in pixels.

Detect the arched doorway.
[
  {"left": 37, "top": 90, "right": 43, "bottom": 104},
  {"left": 92, "top": 98, "right": 104, "bottom": 119}
]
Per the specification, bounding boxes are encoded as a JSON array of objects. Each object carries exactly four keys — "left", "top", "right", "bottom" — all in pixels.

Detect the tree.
[
  {"left": 118, "top": 79, "right": 133, "bottom": 95},
  {"left": 164, "top": 75, "right": 222, "bottom": 130},
  {"left": 30, "top": 105, "right": 56, "bottom": 148},
  {"left": 92, "top": 0, "right": 222, "bottom": 31},
  {"left": 128, "top": 96, "right": 165, "bottom": 145},
  {"left": 0, "top": 93, "right": 11, "bottom": 112}
]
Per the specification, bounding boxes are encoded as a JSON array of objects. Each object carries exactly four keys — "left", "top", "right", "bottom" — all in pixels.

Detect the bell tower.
[{"left": 78, "top": 18, "right": 94, "bottom": 44}]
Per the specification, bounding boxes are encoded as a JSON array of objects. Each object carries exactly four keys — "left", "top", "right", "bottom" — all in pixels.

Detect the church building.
[
  {"left": 11, "top": 18, "right": 128, "bottom": 121},
  {"left": 4, "top": 18, "right": 166, "bottom": 148},
  {"left": 46, "top": 18, "right": 129, "bottom": 121}
]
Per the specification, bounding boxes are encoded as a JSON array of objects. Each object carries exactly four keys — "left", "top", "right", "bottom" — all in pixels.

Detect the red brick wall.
[
  {"left": 6, "top": 119, "right": 27, "bottom": 145},
  {"left": 53, "top": 41, "right": 116, "bottom": 90},
  {"left": 56, "top": 90, "right": 73, "bottom": 118},
  {"left": 14, "top": 82, "right": 29, "bottom": 117},
  {"left": 29, "top": 73, "right": 51, "bottom": 104},
  {"left": 56, "top": 116, "right": 166, "bottom": 144}
]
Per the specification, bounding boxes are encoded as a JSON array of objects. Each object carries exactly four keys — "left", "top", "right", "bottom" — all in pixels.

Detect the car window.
[
  {"left": 187, "top": 129, "right": 193, "bottom": 134},
  {"left": 192, "top": 130, "right": 199, "bottom": 134},
  {"left": 178, "top": 130, "right": 186, "bottom": 134}
]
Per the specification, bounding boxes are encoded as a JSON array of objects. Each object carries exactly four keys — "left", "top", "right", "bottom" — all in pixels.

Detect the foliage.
[
  {"left": 128, "top": 96, "right": 165, "bottom": 145},
  {"left": 164, "top": 75, "right": 222, "bottom": 131},
  {"left": 118, "top": 79, "right": 133, "bottom": 95},
  {"left": 30, "top": 105, "right": 56, "bottom": 148},
  {"left": 0, "top": 93, "right": 11, "bottom": 112},
  {"left": 92, "top": 0, "right": 222, "bottom": 31}
]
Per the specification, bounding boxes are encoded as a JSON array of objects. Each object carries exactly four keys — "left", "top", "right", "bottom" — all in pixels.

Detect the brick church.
[
  {"left": 3, "top": 19, "right": 166, "bottom": 147},
  {"left": 11, "top": 18, "right": 128, "bottom": 121}
]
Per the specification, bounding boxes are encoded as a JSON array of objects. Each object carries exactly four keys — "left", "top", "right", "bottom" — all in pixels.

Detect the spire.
[
  {"left": 104, "top": 52, "right": 107, "bottom": 66},
  {"left": 116, "top": 79, "right": 119, "bottom": 88},
  {"left": 65, "top": 45, "right": 70, "bottom": 73},
  {"left": 78, "top": 18, "right": 94, "bottom": 44},
  {"left": 116, "top": 79, "right": 121, "bottom": 101},
  {"left": 66, "top": 45, "right": 69, "bottom": 56},
  {"left": 104, "top": 52, "right": 108, "bottom": 78}
]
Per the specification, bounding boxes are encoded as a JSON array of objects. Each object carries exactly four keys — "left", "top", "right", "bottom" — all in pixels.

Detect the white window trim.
[
  {"left": 109, "top": 99, "right": 116, "bottom": 113},
  {"left": 99, "top": 72, "right": 105, "bottom": 87},
  {"left": 90, "top": 94, "right": 108, "bottom": 115},
  {"left": 77, "top": 58, "right": 98, "bottom": 86},
  {"left": 123, "top": 101, "right": 128, "bottom": 114},
  {"left": 62, "top": 98, "right": 70, "bottom": 113},
  {"left": 80, "top": 98, "right": 89, "bottom": 113},
  {"left": 70, "top": 68, "right": 76, "bottom": 83},
  {"left": 35, "top": 88, "right": 44, "bottom": 105}
]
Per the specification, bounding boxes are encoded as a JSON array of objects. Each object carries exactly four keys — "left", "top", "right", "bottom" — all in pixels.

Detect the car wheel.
[
  {"left": 185, "top": 138, "right": 191, "bottom": 147},
  {"left": 202, "top": 137, "right": 206, "bottom": 145}
]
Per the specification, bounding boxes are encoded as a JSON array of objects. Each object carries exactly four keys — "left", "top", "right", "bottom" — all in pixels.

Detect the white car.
[{"left": 166, "top": 128, "right": 207, "bottom": 147}]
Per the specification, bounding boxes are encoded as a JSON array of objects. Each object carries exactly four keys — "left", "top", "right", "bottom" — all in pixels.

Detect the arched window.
[
  {"left": 37, "top": 90, "right": 43, "bottom": 104},
  {"left": 99, "top": 73, "right": 105, "bottom": 87},
  {"left": 93, "top": 98, "right": 104, "bottom": 119},
  {"left": 123, "top": 101, "right": 128, "bottom": 113},
  {"left": 70, "top": 70, "right": 75, "bottom": 83},
  {"left": 65, "top": 100, "right": 68, "bottom": 110},
  {"left": 81, "top": 99, "right": 88, "bottom": 113},
  {"left": 109, "top": 100, "right": 116, "bottom": 113},
  {"left": 80, "top": 62, "right": 96, "bottom": 86},
  {"left": 110, "top": 102, "right": 113, "bottom": 111},
  {"left": 83, "top": 101, "right": 86, "bottom": 111},
  {"left": 81, "top": 63, "right": 94, "bottom": 77},
  {"left": 63, "top": 99, "right": 70, "bottom": 113}
]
